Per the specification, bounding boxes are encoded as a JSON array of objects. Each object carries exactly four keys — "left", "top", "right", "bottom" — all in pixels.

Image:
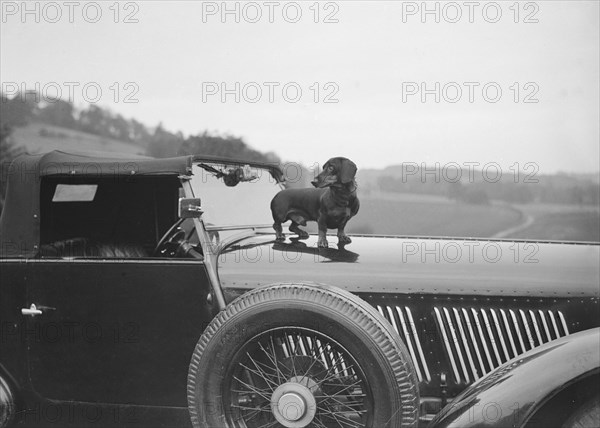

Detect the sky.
[{"left": 1, "top": 1, "right": 599, "bottom": 173}]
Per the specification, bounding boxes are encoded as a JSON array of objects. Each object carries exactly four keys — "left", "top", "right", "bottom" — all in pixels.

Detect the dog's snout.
[
  {"left": 312, "top": 170, "right": 326, "bottom": 187},
  {"left": 312, "top": 170, "right": 336, "bottom": 188}
]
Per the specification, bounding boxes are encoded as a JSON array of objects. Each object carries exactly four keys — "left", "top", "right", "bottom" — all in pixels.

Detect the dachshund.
[{"left": 270, "top": 157, "right": 359, "bottom": 248}]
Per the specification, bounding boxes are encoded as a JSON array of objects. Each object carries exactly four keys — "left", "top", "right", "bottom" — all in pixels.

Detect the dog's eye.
[{"left": 327, "top": 165, "right": 335, "bottom": 171}]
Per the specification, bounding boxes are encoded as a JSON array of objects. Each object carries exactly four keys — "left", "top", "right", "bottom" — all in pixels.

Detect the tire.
[
  {"left": 0, "top": 376, "right": 14, "bottom": 428},
  {"left": 187, "top": 283, "right": 419, "bottom": 428},
  {"left": 562, "top": 394, "right": 600, "bottom": 428}
]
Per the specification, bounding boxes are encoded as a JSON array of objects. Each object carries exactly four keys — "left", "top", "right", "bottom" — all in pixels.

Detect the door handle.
[{"left": 21, "top": 304, "right": 43, "bottom": 316}]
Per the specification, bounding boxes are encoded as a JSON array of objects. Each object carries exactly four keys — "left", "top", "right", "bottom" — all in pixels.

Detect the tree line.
[
  {"left": 0, "top": 91, "right": 312, "bottom": 213},
  {"left": 2, "top": 91, "right": 597, "bottom": 212},
  {"left": 0, "top": 90, "right": 281, "bottom": 162},
  {"left": 374, "top": 167, "right": 599, "bottom": 206}
]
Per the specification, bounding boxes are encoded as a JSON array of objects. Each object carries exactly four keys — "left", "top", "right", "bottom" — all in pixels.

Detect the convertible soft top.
[{"left": 0, "top": 150, "right": 282, "bottom": 257}]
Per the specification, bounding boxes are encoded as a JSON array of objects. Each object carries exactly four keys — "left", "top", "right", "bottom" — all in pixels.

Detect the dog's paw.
[
  {"left": 338, "top": 234, "right": 352, "bottom": 245},
  {"left": 317, "top": 238, "right": 329, "bottom": 248},
  {"left": 297, "top": 231, "right": 310, "bottom": 240},
  {"left": 275, "top": 233, "right": 285, "bottom": 242}
]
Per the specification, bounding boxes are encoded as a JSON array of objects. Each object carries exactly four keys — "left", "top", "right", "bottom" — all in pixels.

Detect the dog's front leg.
[
  {"left": 337, "top": 228, "right": 352, "bottom": 245},
  {"left": 273, "top": 222, "right": 285, "bottom": 241},
  {"left": 337, "top": 218, "right": 352, "bottom": 245},
  {"left": 317, "top": 216, "right": 329, "bottom": 248}
]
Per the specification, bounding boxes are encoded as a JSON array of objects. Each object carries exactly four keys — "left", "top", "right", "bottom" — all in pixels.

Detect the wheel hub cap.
[
  {"left": 278, "top": 392, "right": 305, "bottom": 421},
  {"left": 271, "top": 381, "right": 317, "bottom": 427}
]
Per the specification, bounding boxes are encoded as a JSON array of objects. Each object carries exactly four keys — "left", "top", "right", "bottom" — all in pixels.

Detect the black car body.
[{"left": 1, "top": 151, "right": 598, "bottom": 428}]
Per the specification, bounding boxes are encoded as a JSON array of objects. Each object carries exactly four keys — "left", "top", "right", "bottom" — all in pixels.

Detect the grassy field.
[
  {"left": 344, "top": 192, "right": 523, "bottom": 238},
  {"left": 12, "top": 122, "right": 144, "bottom": 156},
  {"left": 334, "top": 191, "right": 599, "bottom": 242},
  {"left": 505, "top": 203, "right": 600, "bottom": 242}
]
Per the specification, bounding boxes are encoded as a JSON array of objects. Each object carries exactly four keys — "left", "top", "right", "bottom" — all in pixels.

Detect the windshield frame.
[{"left": 186, "top": 160, "right": 285, "bottom": 232}]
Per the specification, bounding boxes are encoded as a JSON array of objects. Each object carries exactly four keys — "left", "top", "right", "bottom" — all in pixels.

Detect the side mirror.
[{"left": 178, "top": 198, "right": 203, "bottom": 218}]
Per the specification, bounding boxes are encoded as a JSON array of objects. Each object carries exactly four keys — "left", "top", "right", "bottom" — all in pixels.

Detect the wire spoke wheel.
[
  {"left": 188, "top": 283, "right": 419, "bottom": 428},
  {"left": 225, "top": 327, "right": 372, "bottom": 428}
]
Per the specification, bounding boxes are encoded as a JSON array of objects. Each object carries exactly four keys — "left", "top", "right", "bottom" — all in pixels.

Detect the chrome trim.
[
  {"left": 395, "top": 306, "right": 423, "bottom": 382},
  {"left": 481, "top": 310, "right": 502, "bottom": 366},
  {"left": 510, "top": 309, "right": 527, "bottom": 353},
  {"left": 529, "top": 310, "right": 543, "bottom": 346},
  {"left": 340, "top": 354, "right": 350, "bottom": 378},
  {"left": 539, "top": 309, "right": 552, "bottom": 342},
  {"left": 453, "top": 308, "right": 479, "bottom": 380},
  {"left": 434, "top": 307, "right": 461, "bottom": 384},
  {"left": 378, "top": 305, "right": 431, "bottom": 383},
  {"left": 315, "top": 338, "right": 327, "bottom": 368},
  {"left": 434, "top": 306, "right": 571, "bottom": 385},
  {"left": 21, "top": 303, "right": 43, "bottom": 316},
  {"left": 472, "top": 309, "right": 494, "bottom": 372},
  {"left": 384, "top": 305, "right": 401, "bottom": 336},
  {"left": 287, "top": 334, "right": 296, "bottom": 355},
  {"left": 298, "top": 334, "right": 308, "bottom": 356},
  {"left": 490, "top": 309, "right": 509, "bottom": 363},
  {"left": 205, "top": 224, "right": 272, "bottom": 231},
  {"left": 443, "top": 308, "right": 470, "bottom": 383},
  {"left": 519, "top": 309, "right": 535, "bottom": 350},
  {"left": 463, "top": 308, "right": 486, "bottom": 376},
  {"left": 281, "top": 336, "right": 290, "bottom": 358},
  {"left": 548, "top": 310, "right": 561, "bottom": 340},
  {"left": 405, "top": 307, "right": 431, "bottom": 382},
  {"left": 500, "top": 309, "right": 518, "bottom": 359},
  {"left": 558, "top": 311, "right": 570, "bottom": 335}
]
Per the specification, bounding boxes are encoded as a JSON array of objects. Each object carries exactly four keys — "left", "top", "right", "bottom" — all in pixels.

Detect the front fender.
[{"left": 429, "top": 328, "right": 600, "bottom": 428}]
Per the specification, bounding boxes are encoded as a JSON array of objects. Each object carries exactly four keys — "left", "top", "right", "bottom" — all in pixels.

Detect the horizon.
[
  {"left": 1, "top": 1, "right": 599, "bottom": 174},
  {"left": 4, "top": 90, "right": 598, "bottom": 177}
]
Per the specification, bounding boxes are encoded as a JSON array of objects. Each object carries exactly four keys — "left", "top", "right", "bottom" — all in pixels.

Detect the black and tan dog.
[{"left": 270, "top": 157, "right": 359, "bottom": 248}]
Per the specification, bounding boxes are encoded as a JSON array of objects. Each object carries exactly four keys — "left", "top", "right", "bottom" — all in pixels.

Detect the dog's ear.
[{"left": 339, "top": 158, "right": 357, "bottom": 183}]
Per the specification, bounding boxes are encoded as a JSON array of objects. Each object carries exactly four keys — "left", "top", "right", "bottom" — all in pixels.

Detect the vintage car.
[{"left": 0, "top": 150, "right": 598, "bottom": 428}]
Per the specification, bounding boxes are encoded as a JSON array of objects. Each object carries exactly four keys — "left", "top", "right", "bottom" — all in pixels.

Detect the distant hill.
[
  {"left": 2, "top": 90, "right": 598, "bottom": 242},
  {"left": 0, "top": 91, "right": 282, "bottom": 165},
  {"left": 12, "top": 122, "right": 145, "bottom": 156},
  {"left": 358, "top": 164, "right": 600, "bottom": 206}
]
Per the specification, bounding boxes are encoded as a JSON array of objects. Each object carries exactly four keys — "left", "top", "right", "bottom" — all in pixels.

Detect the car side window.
[{"left": 38, "top": 176, "right": 181, "bottom": 259}]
